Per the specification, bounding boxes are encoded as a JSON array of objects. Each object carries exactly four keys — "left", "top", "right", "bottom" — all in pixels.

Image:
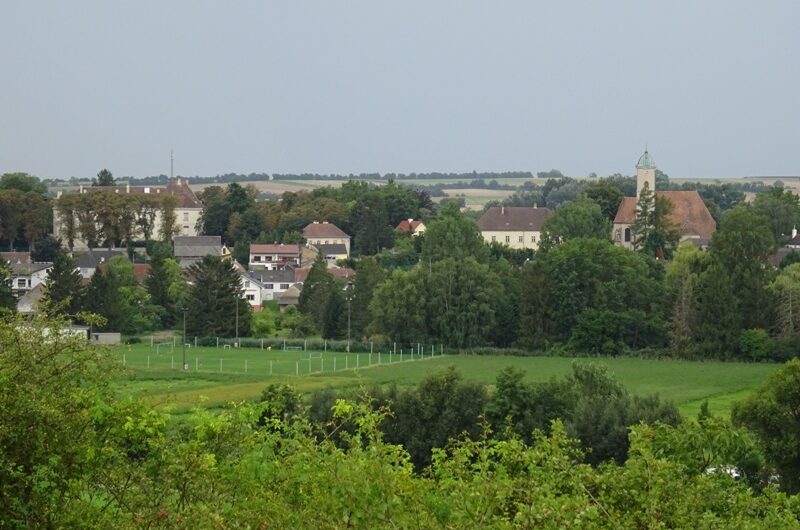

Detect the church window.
[{"left": 624, "top": 228, "right": 631, "bottom": 242}]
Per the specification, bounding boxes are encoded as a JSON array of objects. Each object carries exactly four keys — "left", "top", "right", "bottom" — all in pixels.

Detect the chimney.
[{"left": 408, "top": 218, "right": 413, "bottom": 223}]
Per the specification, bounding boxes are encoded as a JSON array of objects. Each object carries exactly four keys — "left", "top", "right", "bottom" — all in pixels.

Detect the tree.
[
  {"left": 298, "top": 255, "right": 335, "bottom": 328},
  {"left": 421, "top": 203, "right": 488, "bottom": 263},
  {"left": 710, "top": 205, "right": 775, "bottom": 329},
  {"left": 424, "top": 257, "right": 500, "bottom": 348},
  {"left": 145, "top": 255, "right": 186, "bottom": 328},
  {"left": 350, "top": 257, "right": 384, "bottom": 339},
  {"left": 31, "top": 235, "right": 61, "bottom": 263},
  {"left": 694, "top": 262, "right": 741, "bottom": 357},
  {"left": 631, "top": 187, "right": 680, "bottom": 258},
  {"left": 94, "top": 168, "right": 115, "bottom": 186},
  {"left": 752, "top": 187, "right": 800, "bottom": 240},
  {"left": 85, "top": 256, "right": 161, "bottom": 333},
  {"left": 539, "top": 198, "right": 610, "bottom": 250},
  {"left": 185, "top": 255, "right": 251, "bottom": 338},
  {"left": 41, "top": 251, "right": 84, "bottom": 317},
  {"left": 158, "top": 195, "right": 180, "bottom": 241},
  {"left": 0, "top": 172, "right": 47, "bottom": 194},
  {"left": 368, "top": 268, "right": 426, "bottom": 343},
  {"left": 0, "top": 258, "right": 16, "bottom": 312},
  {"left": 351, "top": 193, "right": 394, "bottom": 256},
  {"left": 732, "top": 359, "right": 800, "bottom": 493},
  {"left": 584, "top": 180, "right": 624, "bottom": 220},
  {"left": 769, "top": 263, "right": 800, "bottom": 338}
]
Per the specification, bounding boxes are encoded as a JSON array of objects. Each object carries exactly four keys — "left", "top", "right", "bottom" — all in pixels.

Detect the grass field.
[{"left": 111, "top": 343, "right": 776, "bottom": 418}]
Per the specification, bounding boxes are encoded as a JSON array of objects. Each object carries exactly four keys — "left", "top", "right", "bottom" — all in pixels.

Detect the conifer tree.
[
  {"left": 298, "top": 254, "right": 335, "bottom": 327},
  {"left": 185, "top": 255, "right": 250, "bottom": 338},
  {"left": 0, "top": 258, "right": 16, "bottom": 312},
  {"left": 41, "top": 251, "right": 84, "bottom": 317}
]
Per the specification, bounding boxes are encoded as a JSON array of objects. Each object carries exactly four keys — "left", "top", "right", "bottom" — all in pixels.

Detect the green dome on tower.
[{"left": 637, "top": 149, "right": 656, "bottom": 169}]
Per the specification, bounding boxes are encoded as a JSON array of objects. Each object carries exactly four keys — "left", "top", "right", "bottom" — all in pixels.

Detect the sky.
[{"left": 1, "top": 1, "right": 798, "bottom": 180}]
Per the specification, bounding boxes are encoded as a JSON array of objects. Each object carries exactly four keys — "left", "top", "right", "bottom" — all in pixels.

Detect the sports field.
[{"left": 111, "top": 343, "right": 776, "bottom": 418}]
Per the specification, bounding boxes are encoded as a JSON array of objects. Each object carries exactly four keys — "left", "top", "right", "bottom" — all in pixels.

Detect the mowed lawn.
[{"left": 110, "top": 344, "right": 777, "bottom": 417}]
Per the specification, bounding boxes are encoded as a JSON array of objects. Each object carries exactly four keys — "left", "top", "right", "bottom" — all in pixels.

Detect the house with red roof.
[
  {"left": 396, "top": 218, "right": 426, "bottom": 236},
  {"left": 249, "top": 243, "right": 301, "bottom": 270}
]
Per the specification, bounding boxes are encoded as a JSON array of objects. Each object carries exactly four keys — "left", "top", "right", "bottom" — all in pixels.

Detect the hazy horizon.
[{"left": 2, "top": 1, "right": 798, "bottom": 180}]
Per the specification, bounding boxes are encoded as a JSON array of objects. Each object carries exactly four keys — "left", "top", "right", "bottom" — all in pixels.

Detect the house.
[
  {"left": 293, "top": 265, "right": 355, "bottom": 284},
  {"left": 248, "top": 268, "right": 296, "bottom": 302},
  {"left": 74, "top": 248, "right": 126, "bottom": 279},
  {"left": 53, "top": 178, "right": 203, "bottom": 250},
  {"left": 476, "top": 207, "right": 553, "bottom": 250},
  {"left": 16, "top": 284, "right": 45, "bottom": 314},
  {"left": 174, "top": 235, "right": 225, "bottom": 268},
  {"left": 278, "top": 285, "right": 301, "bottom": 312},
  {"left": 396, "top": 218, "right": 426, "bottom": 236},
  {"left": 310, "top": 243, "right": 349, "bottom": 263},
  {"left": 612, "top": 150, "right": 716, "bottom": 248},
  {"left": 302, "top": 222, "right": 351, "bottom": 256},
  {"left": 249, "top": 243, "right": 301, "bottom": 270},
  {"left": 0, "top": 252, "right": 52, "bottom": 293}
]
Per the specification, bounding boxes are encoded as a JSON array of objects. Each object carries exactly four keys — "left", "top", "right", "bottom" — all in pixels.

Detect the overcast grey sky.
[{"left": 1, "top": 1, "right": 797, "bottom": 180}]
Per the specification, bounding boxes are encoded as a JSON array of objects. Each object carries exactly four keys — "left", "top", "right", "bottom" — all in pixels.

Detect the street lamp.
[
  {"left": 346, "top": 282, "right": 354, "bottom": 352},
  {"left": 181, "top": 307, "right": 188, "bottom": 370},
  {"left": 235, "top": 296, "right": 239, "bottom": 348}
]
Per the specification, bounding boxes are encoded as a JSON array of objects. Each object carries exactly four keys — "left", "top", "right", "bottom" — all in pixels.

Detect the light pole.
[
  {"left": 181, "top": 307, "right": 188, "bottom": 370},
  {"left": 235, "top": 297, "right": 239, "bottom": 348},
  {"left": 346, "top": 282, "right": 354, "bottom": 352}
]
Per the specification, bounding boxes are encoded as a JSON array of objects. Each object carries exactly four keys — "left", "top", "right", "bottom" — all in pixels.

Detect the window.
[
  {"left": 183, "top": 212, "right": 189, "bottom": 222},
  {"left": 265, "top": 283, "right": 274, "bottom": 289},
  {"left": 246, "top": 294, "right": 255, "bottom": 301},
  {"left": 253, "top": 255, "right": 261, "bottom": 262},
  {"left": 505, "top": 235, "right": 510, "bottom": 243},
  {"left": 518, "top": 235, "right": 523, "bottom": 243},
  {"left": 266, "top": 256, "right": 273, "bottom": 261},
  {"left": 182, "top": 225, "right": 189, "bottom": 235},
  {"left": 244, "top": 281, "right": 250, "bottom": 288},
  {"left": 624, "top": 228, "right": 631, "bottom": 242},
  {"left": 491, "top": 235, "right": 496, "bottom": 242},
  {"left": 280, "top": 283, "right": 290, "bottom": 289},
  {"left": 16, "top": 279, "right": 26, "bottom": 288}
]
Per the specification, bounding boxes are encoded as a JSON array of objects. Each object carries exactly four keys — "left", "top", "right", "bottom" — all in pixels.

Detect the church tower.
[{"left": 636, "top": 148, "right": 656, "bottom": 200}]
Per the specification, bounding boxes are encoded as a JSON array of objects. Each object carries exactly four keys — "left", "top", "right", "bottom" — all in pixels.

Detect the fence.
[
  {"left": 148, "top": 335, "right": 448, "bottom": 356},
  {"left": 121, "top": 347, "right": 445, "bottom": 376}
]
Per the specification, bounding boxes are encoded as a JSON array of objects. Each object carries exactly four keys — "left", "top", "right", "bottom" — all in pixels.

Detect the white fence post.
[
  {"left": 245, "top": 359, "right": 248, "bottom": 373},
  {"left": 270, "top": 360, "right": 273, "bottom": 375},
  {"left": 147, "top": 356, "right": 150, "bottom": 369}
]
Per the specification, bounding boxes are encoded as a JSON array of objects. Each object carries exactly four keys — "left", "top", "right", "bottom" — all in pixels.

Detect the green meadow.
[{"left": 111, "top": 343, "right": 776, "bottom": 418}]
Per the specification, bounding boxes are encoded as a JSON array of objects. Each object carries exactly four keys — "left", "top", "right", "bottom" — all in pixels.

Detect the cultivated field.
[{"left": 111, "top": 343, "right": 776, "bottom": 418}]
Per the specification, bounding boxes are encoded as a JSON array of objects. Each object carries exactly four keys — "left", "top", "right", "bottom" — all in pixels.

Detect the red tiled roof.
[
  {"left": 294, "top": 266, "right": 355, "bottom": 283},
  {"left": 302, "top": 222, "right": 350, "bottom": 239},
  {"left": 477, "top": 207, "right": 552, "bottom": 231},
  {"left": 613, "top": 191, "right": 716, "bottom": 239},
  {"left": 250, "top": 244, "right": 301, "bottom": 255},
  {"left": 396, "top": 219, "right": 424, "bottom": 232},
  {"left": 132, "top": 264, "right": 151, "bottom": 284}
]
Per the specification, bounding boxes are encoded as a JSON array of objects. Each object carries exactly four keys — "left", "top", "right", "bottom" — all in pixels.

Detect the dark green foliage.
[
  {"left": 185, "top": 255, "right": 251, "bottom": 338},
  {"left": 30, "top": 235, "right": 61, "bottom": 262},
  {"left": 322, "top": 286, "right": 345, "bottom": 339},
  {"left": 382, "top": 366, "right": 488, "bottom": 470},
  {"left": 694, "top": 262, "right": 741, "bottom": 357},
  {"left": 298, "top": 255, "right": 336, "bottom": 330},
  {"left": 752, "top": 187, "right": 800, "bottom": 240},
  {"left": 421, "top": 203, "right": 488, "bottom": 263},
  {"left": 351, "top": 193, "right": 394, "bottom": 255},
  {"left": 258, "top": 383, "right": 305, "bottom": 429},
  {"left": 94, "top": 168, "right": 115, "bottom": 186},
  {"left": 144, "top": 252, "right": 185, "bottom": 328},
  {"left": 41, "top": 251, "right": 84, "bottom": 317},
  {"left": 518, "top": 238, "right": 665, "bottom": 351},
  {"left": 0, "top": 259, "right": 15, "bottom": 312},
  {"left": 539, "top": 198, "right": 611, "bottom": 250},
  {"left": 0, "top": 172, "right": 47, "bottom": 194},
  {"left": 733, "top": 359, "right": 800, "bottom": 493},
  {"left": 350, "top": 257, "right": 384, "bottom": 338},
  {"left": 583, "top": 180, "right": 625, "bottom": 220}
]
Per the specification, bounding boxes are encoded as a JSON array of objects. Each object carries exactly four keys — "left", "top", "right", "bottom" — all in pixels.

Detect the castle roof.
[{"left": 477, "top": 207, "right": 552, "bottom": 231}]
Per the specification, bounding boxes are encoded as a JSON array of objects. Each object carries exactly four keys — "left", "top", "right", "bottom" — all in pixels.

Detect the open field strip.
[{"left": 111, "top": 344, "right": 777, "bottom": 417}]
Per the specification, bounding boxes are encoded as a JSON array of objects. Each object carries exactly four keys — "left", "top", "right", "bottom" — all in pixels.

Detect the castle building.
[{"left": 612, "top": 150, "right": 716, "bottom": 249}]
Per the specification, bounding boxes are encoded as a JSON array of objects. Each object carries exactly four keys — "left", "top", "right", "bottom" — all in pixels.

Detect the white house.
[
  {"left": 249, "top": 243, "right": 301, "bottom": 270},
  {"left": 0, "top": 252, "right": 53, "bottom": 294},
  {"left": 476, "top": 207, "right": 552, "bottom": 250}
]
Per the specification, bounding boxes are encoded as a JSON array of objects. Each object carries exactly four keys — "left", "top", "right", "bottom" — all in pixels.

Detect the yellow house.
[
  {"left": 477, "top": 206, "right": 552, "bottom": 250},
  {"left": 302, "top": 221, "right": 351, "bottom": 256}
]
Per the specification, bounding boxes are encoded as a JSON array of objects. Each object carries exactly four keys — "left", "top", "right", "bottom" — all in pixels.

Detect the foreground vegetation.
[{"left": 4, "top": 317, "right": 800, "bottom": 528}]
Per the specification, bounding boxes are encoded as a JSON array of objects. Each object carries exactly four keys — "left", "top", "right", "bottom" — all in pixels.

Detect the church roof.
[
  {"left": 613, "top": 191, "right": 716, "bottom": 239},
  {"left": 637, "top": 149, "right": 656, "bottom": 169}
]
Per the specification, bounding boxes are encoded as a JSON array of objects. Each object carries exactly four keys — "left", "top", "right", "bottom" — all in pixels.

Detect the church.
[{"left": 612, "top": 150, "right": 716, "bottom": 249}]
